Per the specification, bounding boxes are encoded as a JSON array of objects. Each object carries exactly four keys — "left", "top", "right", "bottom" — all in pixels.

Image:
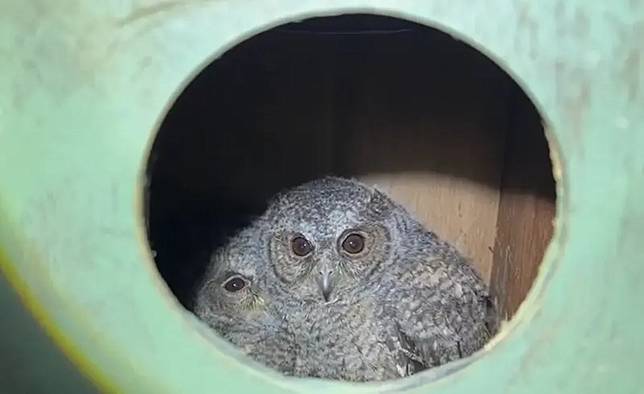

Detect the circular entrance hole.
[{"left": 144, "top": 13, "right": 556, "bottom": 379}]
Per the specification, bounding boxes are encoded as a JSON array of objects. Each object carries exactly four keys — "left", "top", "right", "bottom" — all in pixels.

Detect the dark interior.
[{"left": 144, "top": 14, "right": 556, "bottom": 320}]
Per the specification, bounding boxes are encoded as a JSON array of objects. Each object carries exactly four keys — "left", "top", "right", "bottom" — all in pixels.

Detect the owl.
[
  {"left": 193, "top": 227, "right": 296, "bottom": 373},
  {"left": 196, "top": 176, "right": 496, "bottom": 381},
  {"left": 259, "top": 176, "right": 496, "bottom": 381}
]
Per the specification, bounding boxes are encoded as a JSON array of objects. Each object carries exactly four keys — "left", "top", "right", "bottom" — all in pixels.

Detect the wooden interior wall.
[
  {"left": 327, "top": 30, "right": 512, "bottom": 282},
  {"left": 490, "top": 89, "right": 557, "bottom": 319},
  {"left": 147, "top": 15, "right": 553, "bottom": 306}
]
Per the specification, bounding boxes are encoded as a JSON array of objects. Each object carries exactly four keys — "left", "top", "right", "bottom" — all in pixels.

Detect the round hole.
[{"left": 144, "top": 13, "right": 557, "bottom": 382}]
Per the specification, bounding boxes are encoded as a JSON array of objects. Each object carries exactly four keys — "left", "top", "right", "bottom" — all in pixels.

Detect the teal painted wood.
[{"left": 0, "top": 1, "right": 642, "bottom": 393}]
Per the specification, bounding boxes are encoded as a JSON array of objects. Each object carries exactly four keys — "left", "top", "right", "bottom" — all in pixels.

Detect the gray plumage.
[
  {"left": 193, "top": 228, "right": 296, "bottom": 372},
  {"left": 195, "top": 176, "right": 496, "bottom": 382}
]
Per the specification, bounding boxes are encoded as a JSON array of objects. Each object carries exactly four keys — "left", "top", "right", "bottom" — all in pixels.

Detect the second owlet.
[{"left": 199, "top": 176, "right": 497, "bottom": 381}]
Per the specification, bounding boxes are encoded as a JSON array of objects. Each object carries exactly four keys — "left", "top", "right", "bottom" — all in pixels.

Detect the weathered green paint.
[{"left": 0, "top": 1, "right": 642, "bottom": 393}]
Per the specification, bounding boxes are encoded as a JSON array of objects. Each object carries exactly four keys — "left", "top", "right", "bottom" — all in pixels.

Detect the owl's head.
[
  {"left": 263, "top": 177, "right": 402, "bottom": 303},
  {"left": 194, "top": 228, "right": 280, "bottom": 343}
]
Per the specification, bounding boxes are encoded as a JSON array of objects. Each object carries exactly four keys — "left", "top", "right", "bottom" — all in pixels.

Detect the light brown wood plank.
[{"left": 490, "top": 90, "right": 556, "bottom": 318}]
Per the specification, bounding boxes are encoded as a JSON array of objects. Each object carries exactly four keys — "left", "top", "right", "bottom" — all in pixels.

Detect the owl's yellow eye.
[
  {"left": 342, "top": 233, "right": 365, "bottom": 254},
  {"left": 291, "top": 235, "right": 313, "bottom": 257},
  {"left": 223, "top": 276, "right": 247, "bottom": 292}
]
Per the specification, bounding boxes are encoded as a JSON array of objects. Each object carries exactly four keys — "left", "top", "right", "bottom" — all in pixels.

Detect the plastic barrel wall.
[{"left": 1, "top": 1, "right": 643, "bottom": 393}]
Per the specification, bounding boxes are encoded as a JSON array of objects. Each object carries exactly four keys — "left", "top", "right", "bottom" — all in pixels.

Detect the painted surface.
[{"left": 0, "top": 1, "right": 642, "bottom": 393}]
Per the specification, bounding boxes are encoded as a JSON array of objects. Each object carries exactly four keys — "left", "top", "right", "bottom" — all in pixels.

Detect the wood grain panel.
[{"left": 490, "top": 89, "right": 556, "bottom": 318}]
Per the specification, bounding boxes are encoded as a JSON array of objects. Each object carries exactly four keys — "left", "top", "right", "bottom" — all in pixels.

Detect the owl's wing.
[{"left": 387, "top": 256, "right": 494, "bottom": 374}]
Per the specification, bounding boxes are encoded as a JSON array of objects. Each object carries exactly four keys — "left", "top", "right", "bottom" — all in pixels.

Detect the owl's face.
[
  {"left": 265, "top": 178, "right": 397, "bottom": 303},
  {"left": 194, "top": 230, "right": 279, "bottom": 342}
]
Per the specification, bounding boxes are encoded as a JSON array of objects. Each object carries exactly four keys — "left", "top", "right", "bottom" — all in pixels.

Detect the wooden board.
[{"left": 490, "top": 89, "right": 557, "bottom": 318}]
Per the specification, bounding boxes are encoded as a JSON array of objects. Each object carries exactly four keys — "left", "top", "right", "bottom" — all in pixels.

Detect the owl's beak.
[{"left": 316, "top": 269, "right": 335, "bottom": 302}]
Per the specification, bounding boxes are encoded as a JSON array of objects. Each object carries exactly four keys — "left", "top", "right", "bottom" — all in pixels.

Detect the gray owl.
[
  {"left": 196, "top": 176, "right": 496, "bottom": 381},
  {"left": 193, "top": 227, "right": 296, "bottom": 373},
  {"left": 259, "top": 177, "right": 496, "bottom": 381}
]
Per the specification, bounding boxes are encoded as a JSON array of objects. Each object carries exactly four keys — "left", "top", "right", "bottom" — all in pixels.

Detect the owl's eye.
[
  {"left": 223, "top": 276, "right": 247, "bottom": 292},
  {"left": 342, "top": 233, "right": 365, "bottom": 254},
  {"left": 291, "top": 235, "right": 313, "bottom": 257}
]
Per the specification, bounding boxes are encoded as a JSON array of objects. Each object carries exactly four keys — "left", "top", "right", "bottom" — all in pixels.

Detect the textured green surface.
[{"left": 1, "top": 1, "right": 643, "bottom": 393}]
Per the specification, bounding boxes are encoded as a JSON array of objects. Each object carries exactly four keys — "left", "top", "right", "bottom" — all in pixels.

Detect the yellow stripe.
[{"left": 0, "top": 247, "right": 118, "bottom": 394}]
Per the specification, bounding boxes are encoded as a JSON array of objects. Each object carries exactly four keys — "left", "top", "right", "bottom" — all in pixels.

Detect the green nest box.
[{"left": 1, "top": 2, "right": 642, "bottom": 393}]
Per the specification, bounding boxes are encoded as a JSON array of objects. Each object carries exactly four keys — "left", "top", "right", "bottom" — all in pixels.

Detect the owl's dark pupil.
[
  {"left": 224, "top": 277, "right": 246, "bottom": 292},
  {"left": 342, "top": 233, "right": 365, "bottom": 254},
  {"left": 291, "top": 236, "right": 312, "bottom": 256}
]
